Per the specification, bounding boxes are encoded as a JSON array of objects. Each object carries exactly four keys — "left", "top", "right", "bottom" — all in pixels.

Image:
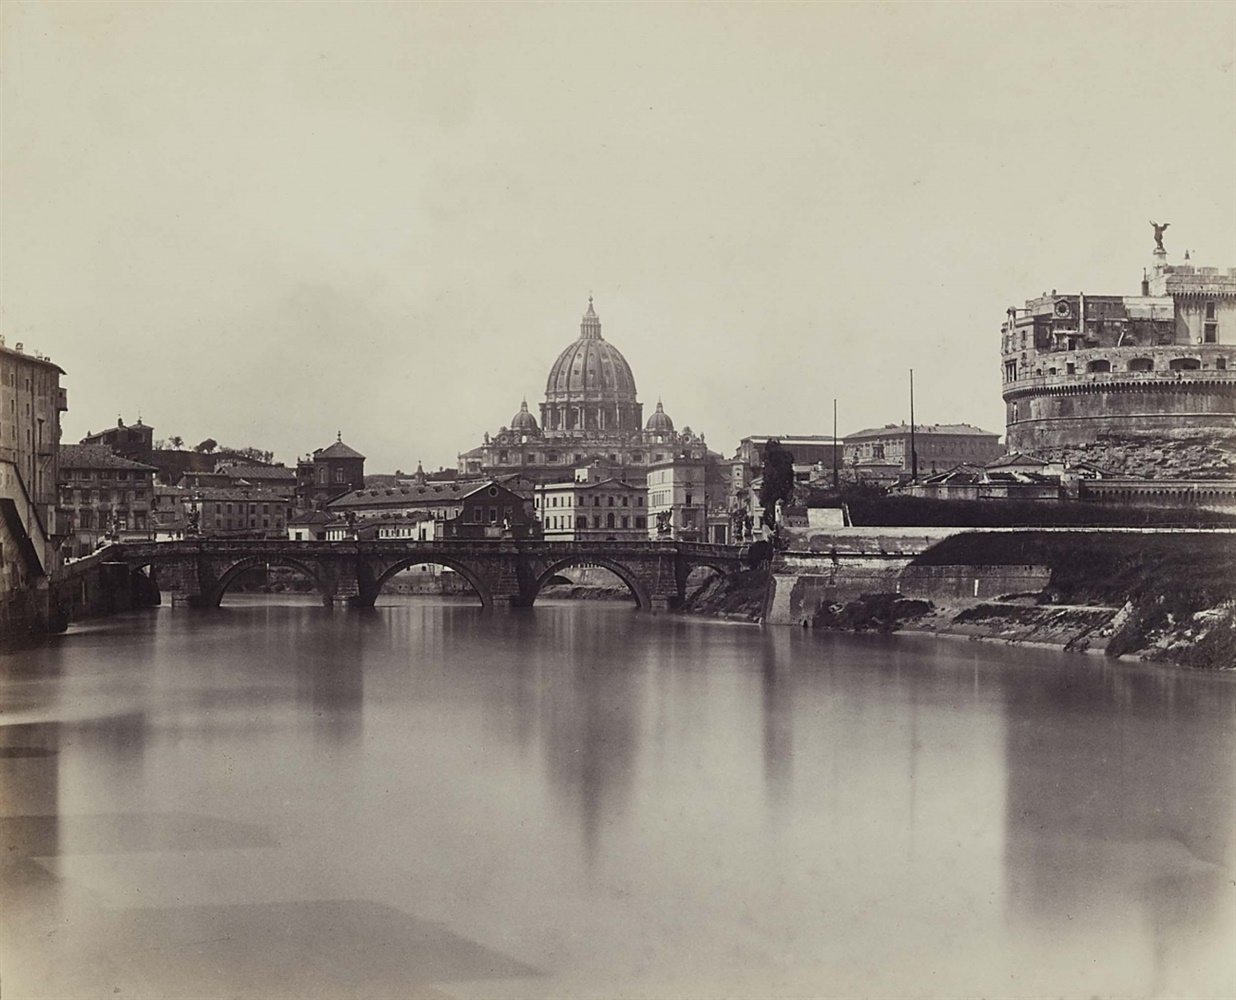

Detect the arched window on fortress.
[
  {"left": 1087, "top": 360, "right": 1110, "bottom": 373},
  {"left": 1128, "top": 358, "right": 1154, "bottom": 372}
]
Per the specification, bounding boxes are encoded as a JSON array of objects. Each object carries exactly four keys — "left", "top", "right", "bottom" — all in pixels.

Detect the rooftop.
[
  {"left": 214, "top": 463, "right": 297, "bottom": 481},
  {"left": 845, "top": 422, "right": 1000, "bottom": 440},
  {"left": 59, "top": 445, "right": 157, "bottom": 471},
  {"left": 189, "top": 486, "right": 289, "bottom": 503},
  {"left": 0, "top": 339, "right": 65, "bottom": 374},
  {"left": 314, "top": 434, "right": 365, "bottom": 461},
  {"left": 326, "top": 480, "right": 518, "bottom": 509}
]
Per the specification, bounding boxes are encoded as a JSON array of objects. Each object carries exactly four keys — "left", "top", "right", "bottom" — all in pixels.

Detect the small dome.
[
  {"left": 645, "top": 400, "right": 674, "bottom": 432},
  {"left": 511, "top": 399, "right": 539, "bottom": 434}
]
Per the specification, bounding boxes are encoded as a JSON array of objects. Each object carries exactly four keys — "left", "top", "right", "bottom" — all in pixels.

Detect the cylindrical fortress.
[{"left": 1001, "top": 259, "right": 1236, "bottom": 476}]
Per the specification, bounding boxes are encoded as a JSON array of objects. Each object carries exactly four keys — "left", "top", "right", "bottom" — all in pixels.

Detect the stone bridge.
[{"left": 97, "top": 538, "right": 751, "bottom": 612}]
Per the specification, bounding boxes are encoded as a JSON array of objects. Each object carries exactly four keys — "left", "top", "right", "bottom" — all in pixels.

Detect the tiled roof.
[
  {"left": 740, "top": 435, "right": 837, "bottom": 444},
  {"left": 59, "top": 444, "right": 157, "bottom": 471},
  {"left": 215, "top": 463, "right": 297, "bottom": 480},
  {"left": 0, "top": 342, "right": 65, "bottom": 374},
  {"left": 986, "top": 451, "right": 1047, "bottom": 469},
  {"left": 326, "top": 480, "right": 521, "bottom": 509},
  {"left": 288, "top": 510, "right": 333, "bottom": 525},
  {"left": 538, "top": 478, "right": 643, "bottom": 491},
  {"left": 361, "top": 511, "right": 435, "bottom": 527},
  {"left": 845, "top": 422, "right": 1000, "bottom": 440},
  {"left": 315, "top": 440, "right": 365, "bottom": 460},
  {"left": 188, "top": 486, "right": 289, "bottom": 503}
]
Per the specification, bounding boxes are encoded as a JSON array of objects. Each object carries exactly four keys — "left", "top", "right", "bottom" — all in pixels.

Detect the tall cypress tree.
[{"left": 759, "top": 438, "right": 796, "bottom": 528}]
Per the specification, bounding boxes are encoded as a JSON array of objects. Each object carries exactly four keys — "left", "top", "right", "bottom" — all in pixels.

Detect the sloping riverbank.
[{"left": 682, "top": 531, "right": 1236, "bottom": 669}]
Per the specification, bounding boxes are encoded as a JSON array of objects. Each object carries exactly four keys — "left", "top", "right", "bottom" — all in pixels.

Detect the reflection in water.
[
  {"left": 1000, "top": 663, "right": 1236, "bottom": 997},
  {"left": 760, "top": 632, "right": 793, "bottom": 812},
  {"left": 1, "top": 600, "right": 1233, "bottom": 999}
]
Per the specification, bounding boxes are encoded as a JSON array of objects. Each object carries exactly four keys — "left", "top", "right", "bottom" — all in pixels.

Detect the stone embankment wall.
[
  {"left": 758, "top": 528, "right": 1236, "bottom": 668},
  {"left": 763, "top": 528, "right": 1011, "bottom": 624}
]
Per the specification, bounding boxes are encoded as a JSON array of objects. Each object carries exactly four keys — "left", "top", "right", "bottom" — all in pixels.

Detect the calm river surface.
[{"left": 2, "top": 596, "right": 1234, "bottom": 999}]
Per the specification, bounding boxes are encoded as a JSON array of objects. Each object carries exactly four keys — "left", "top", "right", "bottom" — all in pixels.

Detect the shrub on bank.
[{"left": 812, "top": 593, "right": 932, "bottom": 633}]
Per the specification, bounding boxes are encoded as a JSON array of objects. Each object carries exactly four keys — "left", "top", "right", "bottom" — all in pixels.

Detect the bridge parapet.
[{"left": 88, "top": 538, "right": 747, "bottom": 613}]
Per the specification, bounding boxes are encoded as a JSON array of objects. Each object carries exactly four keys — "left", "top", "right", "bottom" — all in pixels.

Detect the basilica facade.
[{"left": 457, "top": 299, "right": 708, "bottom": 484}]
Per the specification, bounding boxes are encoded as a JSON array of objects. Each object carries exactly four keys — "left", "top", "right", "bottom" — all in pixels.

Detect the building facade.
[
  {"left": 81, "top": 417, "right": 154, "bottom": 465},
  {"left": 1, "top": 338, "right": 67, "bottom": 634},
  {"left": 534, "top": 470, "right": 649, "bottom": 541},
  {"left": 297, "top": 435, "right": 366, "bottom": 508},
  {"left": 734, "top": 435, "right": 842, "bottom": 485},
  {"left": 186, "top": 487, "right": 291, "bottom": 539},
  {"left": 326, "top": 480, "right": 537, "bottom": 538},
  {"left": 458, "top": 299, "right": 710, "bottom": 484},
  {"left": 57, "top": 445, "right": 157, "bottom": 557},
  {"left": 843, "top": 423, "right": 1003, "bottom": 479},
  {"left": 1000, "top": 242, "right": 1236, "bottom": 477},
  {"left": 646, "top": 456, "right": 709, "bottom": 540}
]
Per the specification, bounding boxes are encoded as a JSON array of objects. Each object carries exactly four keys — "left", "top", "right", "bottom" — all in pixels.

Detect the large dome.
[{"left": 545, "top": 298, "right": 638, "bottom": 403}]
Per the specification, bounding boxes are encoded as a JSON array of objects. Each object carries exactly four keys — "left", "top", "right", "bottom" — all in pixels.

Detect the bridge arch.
[
  {"left": 371, "top": 556, "right": 494, "bottom": 609},
  {"left": 531, "top": 557, "right": 651, "bottom": 611},
  {"left": 210, "top": 555, "right": 334, "bottom": 607}
]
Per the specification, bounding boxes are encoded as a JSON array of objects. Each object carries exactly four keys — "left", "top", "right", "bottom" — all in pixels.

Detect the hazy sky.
[{"left": 3, "top": 2, "right": 1234, "bottom": 472}]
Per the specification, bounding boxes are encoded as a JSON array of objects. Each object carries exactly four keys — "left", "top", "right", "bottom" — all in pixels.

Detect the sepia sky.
[{"left": 2, "top": 1, "right": 1234, "bottom": 473}]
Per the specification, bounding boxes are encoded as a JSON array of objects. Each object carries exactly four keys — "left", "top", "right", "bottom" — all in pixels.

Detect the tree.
[
  {"left": 758, "top": 438, "right": 795, "bottom": 528},
  {"left": 169, "top": 435, "right": 184, "bottom": 449},
  {"left": 194, "top": 438, "right": 217, "bottom": 454},
  {"left": 226, "top": 445, "right": 275, "bottom": 464}
]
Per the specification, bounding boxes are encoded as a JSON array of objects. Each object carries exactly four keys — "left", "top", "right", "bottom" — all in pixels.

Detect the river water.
[{"left": 2, "top": 596, "right": 1233, "bottom": 999}]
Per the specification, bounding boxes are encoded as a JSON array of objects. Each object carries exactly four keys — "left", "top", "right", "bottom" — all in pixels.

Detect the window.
[
  {"left": 622, "top": 496, "right": 629, "bottom": 506},
  {"left": 1206, "top": 301, "right": 1216, "bottom": 320},
  {"left": 1169, "top": 357, "right": 1201, "bottom": 371},
  {"left": 685, "top": 492, "right": 693, "bottom": 507},
  {"left": 1066, "top": 363, "right": 1076, "bottom": 375},
  {"left": 1128, "top": 358, "right": 1154, "bottom": 372},
  {"left": 621, "top": 516, "right": 630, "bottom": 529},
  {"left": 1217, "top": 358, "right": 1227, "bottom": 371},
  {"left": 1086, "top": 359, "right": 1110, "bottom": 373},
  {"left": 472, "top": 507, "right": 483, "bottom": 522},
  {"left": 576, "top": 516, "right": 587, "bottom": 529},
  {"left": 334, "top": 468, "right": 346, "bottom": 484},
  {"left": 1204, "top": 323, "right": 1218, "bottom": 344},
  {"left": 635, "top": 516, "right": 646, "bottom": 529},
  {"left": 607, "top": 496, "right": 615, "bottom": 507},
  {"left": 489, "top": 507, "right": 497, "bottom": 523},
  {"left": 607, "top": 513, "right": 615, "bottom": 529},
  {"left": 593, "top": 516, "right": 602, "bottom": 529}
]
